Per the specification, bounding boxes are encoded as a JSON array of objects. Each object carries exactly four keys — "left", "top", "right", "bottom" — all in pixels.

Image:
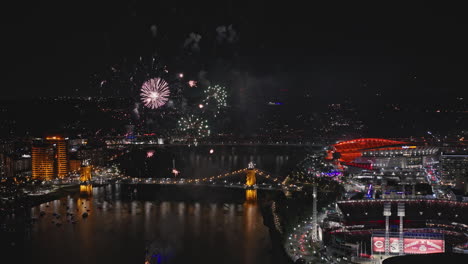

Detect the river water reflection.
[
  {"left": 117, "top": 145, "right": 308, "bottom": 179},
  {"left": 27, "top": 185, "right": 288, "bottom": 264},
  {"left": 25, "top": 146, "right": 307, "bottom": 263}
]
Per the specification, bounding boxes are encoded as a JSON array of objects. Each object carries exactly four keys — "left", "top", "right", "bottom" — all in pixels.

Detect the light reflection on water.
[
  {"left": 28, "top": 187, "right": 280, "bottom": 264},
  {"left": 26, "top": 146, "right": 309, "bottom": 263},
  {"left": 119, "top": 146, "right": 305, "bottom": 180}
]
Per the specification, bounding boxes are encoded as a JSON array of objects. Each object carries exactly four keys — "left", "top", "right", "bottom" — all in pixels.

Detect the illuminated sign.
[
  {"left": 404, "top": 238, "right": 444, "bottom": 254},
  {"left": 372, "top": 237, "right": 444, "bottom": 254},
  {"left": 402, "top": 146, "right": 417, "bottom": 149}
]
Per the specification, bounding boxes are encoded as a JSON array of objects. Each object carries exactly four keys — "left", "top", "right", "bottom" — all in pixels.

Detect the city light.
[{"left": 2, "top": 5, "right": 466, "bottom": 263}]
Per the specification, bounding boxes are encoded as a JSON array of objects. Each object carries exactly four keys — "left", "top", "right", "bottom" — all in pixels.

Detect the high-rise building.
[
  {"left": 32, "top": 136, "right": 69, "bottom": 180},
  {"left": 0, "top": 153, "right": 12, "bottom": 178},
  {"left": 32, "top": 142, "right": 55, "bottom": 180},
  {"left": 45, "top": 136, "right": 69, "bottom": 178},
  {"left": 441, "top": 153, "right": 468, "bottom": 193},
  {"left": 69, "top": 159, "right": 81, "bottom": 173}
]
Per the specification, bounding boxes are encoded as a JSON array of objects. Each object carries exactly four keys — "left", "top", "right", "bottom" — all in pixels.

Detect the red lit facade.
[{"left": 327, "top": 138, "right": 408, "bottom": 169}]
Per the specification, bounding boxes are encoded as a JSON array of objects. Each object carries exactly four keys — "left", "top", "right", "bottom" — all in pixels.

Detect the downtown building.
[
  {"left": 0, "top": 153, "right": 31, "bottom": 179},
  {"left": 440, "top": 153, "right": 468, "bottom": 194},
  {"left": 32, "top": 136, "right": 69, "bottom": 180}
]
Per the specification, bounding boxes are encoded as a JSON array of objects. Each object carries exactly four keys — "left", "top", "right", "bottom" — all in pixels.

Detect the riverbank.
[
  {"left": 27, "top": 185, "right": 80, "bottom": 206},
  {"left": 1, "top": 184, "right": 80, "bottom": 217},
  {"left": 23, "top": 184, "right": 289, "bottom": 264},
  {"left": 259, "top": 199, "right": 295, "bottom": 264}
]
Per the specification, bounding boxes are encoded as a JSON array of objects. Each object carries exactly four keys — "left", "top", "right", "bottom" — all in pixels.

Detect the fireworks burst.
[
  {"left": 188, "top": 80, "right": 197, "bottom": 87},
  {"left": 203, "top": 85, "right": 227, "bottom": 114},
  {"left": 146, "top": 150, "right": 155, "bottom": 158},
  {"left": 97, "top": 56, "right": 176, "bottom": 100},
  {"left": 140, "top": 78, "right": 170, "bottom": 109},
  {"left": 177, "top": 115, "right": 210, "bottom": 139}
]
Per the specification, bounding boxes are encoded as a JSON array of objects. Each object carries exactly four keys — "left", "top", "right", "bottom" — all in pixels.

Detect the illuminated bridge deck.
[{"left": 116, "top": 168, "right": 302, "bottom": 191}]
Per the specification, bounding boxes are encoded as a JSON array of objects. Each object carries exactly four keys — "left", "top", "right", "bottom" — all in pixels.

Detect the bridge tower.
[
  {"left": 246, "top": 162, "right": 256, "bottom": 186},
  {"left": 79, "top": 159, "right": 92, "bottom": 183}
]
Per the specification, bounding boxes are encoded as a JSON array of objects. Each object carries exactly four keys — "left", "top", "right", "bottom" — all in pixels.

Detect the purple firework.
[{"left": 140, "top": 78, "right": 170, "bottom": 109}]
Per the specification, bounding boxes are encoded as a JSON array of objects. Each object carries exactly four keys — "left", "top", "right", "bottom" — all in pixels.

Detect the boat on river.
[{"left": 144, "top": 240, "right": 174, "bottom": 264}]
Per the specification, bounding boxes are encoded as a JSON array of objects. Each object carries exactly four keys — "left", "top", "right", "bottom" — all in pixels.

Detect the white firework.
[
  {"left": 203, "top": 85, "right": 227, "bottom": 113},
  {"left": 140, "top": 78, "right": 170, "bottom": 109},
  {"left": 177, "top": 115, "right": 210, "bottom": 138}
]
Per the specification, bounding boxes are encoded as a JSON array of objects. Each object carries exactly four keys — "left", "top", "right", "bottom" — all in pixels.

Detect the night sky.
[{"left": 4, "top": 1, "right": 468, "bottom": 102}]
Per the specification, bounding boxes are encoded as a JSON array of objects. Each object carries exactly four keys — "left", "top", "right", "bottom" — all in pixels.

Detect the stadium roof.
[{"left": 331, "top": 138, "right": 408, "bottom": 163}]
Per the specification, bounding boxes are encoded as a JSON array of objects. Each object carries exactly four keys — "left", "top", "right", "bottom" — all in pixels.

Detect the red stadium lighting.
[
  {"left": 326, "top": 138, "right": 409, "bottom": 169},
  {"left": 372, "top": 237, "right": 444, "bottom": 254}
]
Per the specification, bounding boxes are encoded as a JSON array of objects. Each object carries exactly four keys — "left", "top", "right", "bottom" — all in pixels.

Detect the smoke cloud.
[
  {"left": 150, "top": 24, "right": 158, "bottom": 38},
  {"left": 183, "top": 32, "right": 202, "bottom": 52},
  {"left": 197, "top": 70, "right": 211, "bottom": 87},
  {"left": 227, "top": 25, "right": 238, "bottom": 43},
  {"left": 216, "top": 25, "right": 227, "bottom": 43},
  {"left": 216, "top": 24, "right": 238, "bottom": 43},
  {"left": 132, "top": 102, "right": 140, "bottom": 120}
]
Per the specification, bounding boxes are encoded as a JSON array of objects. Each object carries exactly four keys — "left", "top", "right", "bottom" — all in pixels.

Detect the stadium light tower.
[
  {"left": 383, "top": 203, "right": 392, "bottom": 256},
  {"left": 382, "top": 180, "right": 387, "bottom": 199},
  {"left": 311, "top": 184, "right": 318, "bottom": 242},
  {"left": 398, "top": 203, "right": 405, "bottom": 255}
]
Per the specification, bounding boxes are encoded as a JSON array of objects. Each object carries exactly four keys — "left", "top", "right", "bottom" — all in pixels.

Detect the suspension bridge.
[{"left": 117, "top": 166, "right": 301, "bottom": 191}]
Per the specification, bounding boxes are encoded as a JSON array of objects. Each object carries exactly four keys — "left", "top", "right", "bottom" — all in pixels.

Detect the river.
[
  {"left": 116, "top": 145, "right": 310, "bottom": 179},
  {"left": 19, "top": 146, "right": 309, "bottom": 263},
  {"left": 24, "top": 185, "right": 289, "bottom": 264}
]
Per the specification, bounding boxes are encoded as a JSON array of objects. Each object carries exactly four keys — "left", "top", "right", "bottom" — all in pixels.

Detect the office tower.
[{"left": 32, "top": 142, "right": 55, "bottom": 180}]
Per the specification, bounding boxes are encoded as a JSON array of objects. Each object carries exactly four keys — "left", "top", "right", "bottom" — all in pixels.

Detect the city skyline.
[{"left": 1, "top": 2, "right": 467, "bottom": 264}]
